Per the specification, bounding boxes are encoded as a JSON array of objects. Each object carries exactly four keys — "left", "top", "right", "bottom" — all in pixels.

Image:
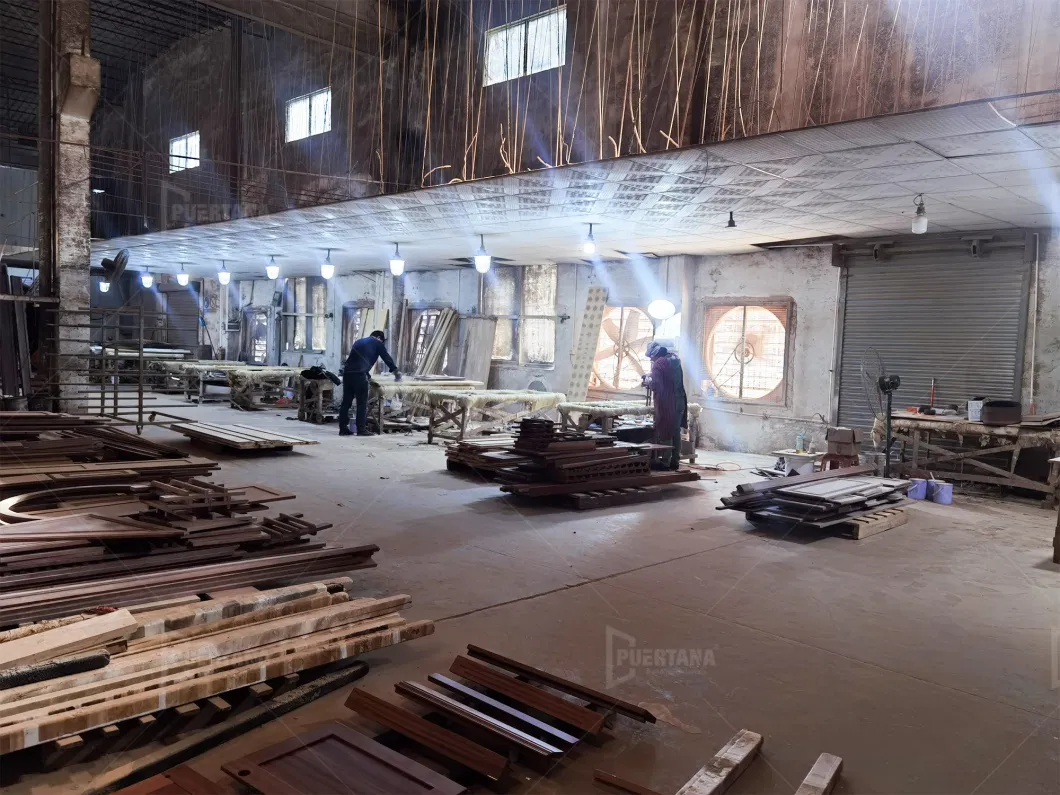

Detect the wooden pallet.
[
  {"left": 837, "top": 506, "right": 908, "bottom": 539},
  {"left": 565, "top": 485, "right": 665, "bottom": 510},
  {"left": 171, "top": 423, "right": 318, "bottom": 452}
]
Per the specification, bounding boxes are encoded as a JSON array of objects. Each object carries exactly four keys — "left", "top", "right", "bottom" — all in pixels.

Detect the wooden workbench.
[
  {"left": 369, "top": 375, "right": 483, "bottom": 433},
  {"left": 427, "top": 389, "right": 566, "bottom": 443},
  {"left": 890, "top": 411, "right": 1060, "bottom": 504},
  {"left": 557, "top": 400, "right": 703, "bottom": 463}
]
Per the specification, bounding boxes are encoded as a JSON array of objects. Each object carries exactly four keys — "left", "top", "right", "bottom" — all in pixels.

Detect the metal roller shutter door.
[
  {"left": 836, "top": 234, "right": 1031, "bottom": 434},
  {"left": 158, "top": 283, "right": 202, "bottom": 348}
]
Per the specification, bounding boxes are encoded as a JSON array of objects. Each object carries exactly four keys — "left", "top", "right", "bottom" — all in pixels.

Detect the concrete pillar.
[{"left": 39, "top": 0, "right": 99, "bottom": 409}]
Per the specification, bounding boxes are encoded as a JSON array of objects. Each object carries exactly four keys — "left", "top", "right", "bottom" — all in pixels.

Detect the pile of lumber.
[
  {"left": 0, "top": 477, "right": 381, "bottom": 624},
  {"left": 719, "top": 465, "right": 910, "bottom": 529},
  {"left": 444, "top": 435, "right": 532, "bottom": 473},
  {"left": 0, "top": 582, "right": 432, "bottom": 755},
  {"left": 493, "top": 419, "right": 701, "bottom": 498},
  {"left": 414, "top": 308, "right": 458, "bottom": 376}
]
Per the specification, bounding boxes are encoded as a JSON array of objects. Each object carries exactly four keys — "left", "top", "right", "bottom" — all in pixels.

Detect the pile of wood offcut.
[
  {"left": 0, "top": 581, "right": 432, "bottom": 756},
  {"left": 719, "top": 465, "right": 910, "bottom": 532}
]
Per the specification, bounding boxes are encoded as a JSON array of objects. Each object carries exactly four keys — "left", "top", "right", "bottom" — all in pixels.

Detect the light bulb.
[
  {"left": 320, "top": 262, "right": 335, "bottom": 280},
  {"left": 912, "top": 196, "right": 928, "bottom": 234},
  {"left": 99, "top": 280, "right": 111, "bottom": 293},
  {"left": 582, "top": 224, "right": 597, "bottom": 255},
  {"left": 389, "top": 243, "right": 404, "bottom": 276},
  {"left": 176, "top": 271, "right": 190, "bottom": 287},
  {"left": 474, "top": 235, "right": 491, "bottom": 274},
  {"left": 266, "top": 257, "right": 279, "bottom": 280},
  {"left": 647, "top": 299, "right": 676, "bottom": 320},
  {"left": 218, "top": 263, "right": 231, "bottom": 285},
  {"left": 140, "top": 272, "right": 154, "bottom": 289}
]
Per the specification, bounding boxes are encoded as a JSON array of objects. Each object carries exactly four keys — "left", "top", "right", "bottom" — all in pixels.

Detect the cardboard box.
[
  {"left": 827, "top": 441, "right": 861, "bottom": 456},
  {"left": 826, "top": 427, "right": 863, "bottom": 444}
]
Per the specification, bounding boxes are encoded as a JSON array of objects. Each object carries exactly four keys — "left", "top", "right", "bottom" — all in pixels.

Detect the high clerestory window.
[
  {"left": 168, "top": 132, "right": 200, "bottom": 173},
  {"left": 484, "top": 7, "right": 566, "bottom": 86},
  {"left": 285, "top": 87, "right": 332, "bottom": 142}
]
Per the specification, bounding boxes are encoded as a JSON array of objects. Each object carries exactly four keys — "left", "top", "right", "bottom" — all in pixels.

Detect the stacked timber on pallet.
[
  {"left": 719, "top": 464, "right": 910, "bottom": 535},
  {"left": 444, "top": 435, "right": 532, "bottom": 474},
  {"left": 0, "top": 582, "right": 432, "bottom": 757},
  {"left": 492, "top": 419, "right": 701, "bottom": 505},
  {"left": 0, "top": 411, "right": 215, "bottom": 495},
  {"left": 0, "top": 486, "right": 378, "bottom": 625}
]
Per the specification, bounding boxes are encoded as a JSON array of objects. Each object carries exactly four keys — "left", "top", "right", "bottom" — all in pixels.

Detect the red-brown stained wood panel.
[{"left": 222, "top": 721, "right": 465, "bottom": 794}]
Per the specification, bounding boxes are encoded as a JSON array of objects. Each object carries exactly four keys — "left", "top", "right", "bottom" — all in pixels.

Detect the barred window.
[
  {"left": 483, "top": 264, "right": 557, "bottom": 365},
  {"left": 282, "top": 276, "right": 327, "bottom": 352}
]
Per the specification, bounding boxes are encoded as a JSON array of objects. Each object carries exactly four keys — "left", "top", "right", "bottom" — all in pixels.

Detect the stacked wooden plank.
[
  {"left": 415, "top": 308, "right": 459, "bottom": 376},
  {"left": 491, "top": 419, "right": 701, "bottom": 500},
  {"left": 170, "top": 422, "right": 318, "bottom": 452},
  {"left": 719, "top": 465, "right": 910, "bottom": 530},
  {"left": 0, "top": 584, "right": 432, "bottom": 755},
  {"left": 444, "top": 435, "right": 533, "bottom": 473}
]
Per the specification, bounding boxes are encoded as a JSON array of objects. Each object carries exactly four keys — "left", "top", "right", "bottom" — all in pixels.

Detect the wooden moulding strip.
[
  {"left": 126, "top": 592, "right": 348, "bottom": 652},
  {"left": 0, "top": 620, "right": 434, "bottom": 754},
  {"left": 675, "top": 729, "right": 763, "bottom": 795},
  {"left": 0, "top": 610, "right": 138, "bottom": 670},
  {"left": 0, "top": 601, "right": 413, "bottom": 718},
  {"left": 345, "top": 687, "right": 508, "bottom": 781},
  {"left": 395, "top": 680, "right": 562, "bottom": 757},
  {"left": 465, "top": 644, "right": 656, "bottom": 723},
  {"left": 449, "top": 656, "right": 605, "bottom": 735},
  {"left": 133, "top": 582, "right": 340, "bottom": 639},
  {"left": 0, "top": 614, "right": 408, "bottom": 729}
]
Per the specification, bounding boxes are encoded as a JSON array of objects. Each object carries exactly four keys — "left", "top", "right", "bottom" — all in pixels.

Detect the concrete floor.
[{"left": 18, "top": 403, "right": 1060, "bottom": 794}]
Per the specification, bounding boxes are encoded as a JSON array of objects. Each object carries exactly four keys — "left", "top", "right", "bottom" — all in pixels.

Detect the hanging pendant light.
[
  {"left": 727, "top": 210, "right": 737, "bottom": 228},
  {"left": 647, "top": 298, "right": 676, "bottom": 320},
  {"left": 474, "top": 234, "right": 491, "bottom": 274},
  {"left": 140, "top": 269, "right": 153, "bottom": 289},
  {"left": 176, "top": 263, "right": 190, "bottom": 287},
  {"left": 912, "top": 194, "right": 928, "bottom": 234},
  {"left": 266, "top": 255, "right": 280, "bottom": 280},
  {"left": 389, "top": 243, "right": 405, "bottom": 276},
  {"left": 217, "top": 260, "right": 231, "bottom": 286},
  {"left": 98, "top": 279, "right": 111, "bottom": 293},
  {"left": 582, "top": 223, "right": 597, "bottom": 255},
  {"left": 320, "top": 249, "right": 335, "bottom": 280}
]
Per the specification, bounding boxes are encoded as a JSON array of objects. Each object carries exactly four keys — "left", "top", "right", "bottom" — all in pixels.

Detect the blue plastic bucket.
[
  {"left": 929, "top": 480, "right": 953, "bottom": 504},
  {"left": 907, "top": 478, "right": 928, "bottom": 500}
]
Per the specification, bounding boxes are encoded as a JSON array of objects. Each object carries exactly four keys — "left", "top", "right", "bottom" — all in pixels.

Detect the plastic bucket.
[
  {"left": 907, "top": 478, "right": 928, "bottom": 500},
  {"left": 929, "top": 480, "right": 953, "bottom": 504}
]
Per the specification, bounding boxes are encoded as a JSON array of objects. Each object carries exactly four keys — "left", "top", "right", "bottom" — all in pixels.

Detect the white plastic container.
[{"left": 967, "top": 400, "right": 984, "bottom": 422}]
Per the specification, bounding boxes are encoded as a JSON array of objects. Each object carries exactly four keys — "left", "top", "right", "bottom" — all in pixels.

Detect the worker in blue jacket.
[{"left": 339, "top": 330, "right": 401, "bottom": 436}]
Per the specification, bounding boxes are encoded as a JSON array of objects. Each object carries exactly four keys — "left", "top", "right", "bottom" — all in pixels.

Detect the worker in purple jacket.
[
  {"left": 643, "top": 341, "right": 687, "bottom": 470},
  {"left": 339, "top": 331, "right": 400, "bottom": 436}
]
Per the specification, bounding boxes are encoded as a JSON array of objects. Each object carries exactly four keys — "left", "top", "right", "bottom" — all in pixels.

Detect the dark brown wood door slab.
[{"left": 221, "top": 721, "right": 466, "bottom": 795}]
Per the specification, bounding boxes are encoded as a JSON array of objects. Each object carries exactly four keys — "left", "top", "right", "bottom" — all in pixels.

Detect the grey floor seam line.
[{"left": 433, "top": 535, "right": 761, "bottom": 622}]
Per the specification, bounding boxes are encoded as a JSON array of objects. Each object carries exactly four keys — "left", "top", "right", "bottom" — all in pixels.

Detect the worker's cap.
[{"left": 369, "top": 330, "right": 387, "bottom": 341}]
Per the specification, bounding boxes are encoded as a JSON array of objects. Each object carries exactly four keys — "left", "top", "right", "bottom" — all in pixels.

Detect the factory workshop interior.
[{"left": 1, "top": 1, "right": 1059, "bottom": 793}]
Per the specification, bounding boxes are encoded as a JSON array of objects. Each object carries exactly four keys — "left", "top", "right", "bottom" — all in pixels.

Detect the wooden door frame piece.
[
  {"left": 344, "top": 688, "right": 508, "bottom": 781},
  {"left": 465, "top": 645, "right": 656, "bottom": 723},
  {"left": 221, "top": 720, "right": 466, "bottom": 795},
  {"left": 448, "top": 656, "right": 605, "bottom": 735},
  {"left": 395, "top": 680, "right": 562, "bottom": 757}
]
